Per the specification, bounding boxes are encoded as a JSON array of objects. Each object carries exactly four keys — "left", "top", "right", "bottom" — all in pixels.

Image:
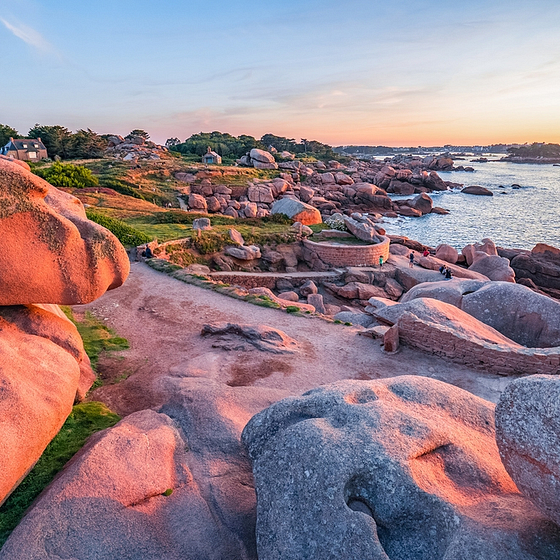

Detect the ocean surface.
[{"left": 382, "top": 159, "right": 560, "bottom": 251}]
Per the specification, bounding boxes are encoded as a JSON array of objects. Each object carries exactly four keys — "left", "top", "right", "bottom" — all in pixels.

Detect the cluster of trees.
[
  {"left": 167, "top": 131, "right": 338, "bottom": 160},
  {"left": 507, "top": 143, "right": 560, "bottom": 158},
  {"left": 0, "top": 123, "right": 153, "bottom": 160}
]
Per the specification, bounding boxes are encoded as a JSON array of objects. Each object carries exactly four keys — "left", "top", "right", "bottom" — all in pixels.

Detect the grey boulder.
[{"left": 242, "top": 376, "right": 560, "bottom": 560}]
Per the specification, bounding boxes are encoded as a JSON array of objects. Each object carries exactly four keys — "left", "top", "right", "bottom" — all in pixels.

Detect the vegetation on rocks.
[{"left": 0, "top": 402, "right": 120, "bottom": 548}]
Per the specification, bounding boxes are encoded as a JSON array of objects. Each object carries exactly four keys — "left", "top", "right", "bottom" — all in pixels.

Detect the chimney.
[
  {"left": 9, "top": 137, "right": 13, "bottom": 142},
  {"left": 38, "top": 137, "right": 42, "bottom": 142}
]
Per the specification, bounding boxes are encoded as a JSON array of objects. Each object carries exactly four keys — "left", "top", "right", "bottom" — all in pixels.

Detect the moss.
[
  {"left": 0, "top": 402, "right": 120, "bottom": 548},
  {"left": 286, "top": 305, "right": 300, "bottom": 313},
  {"left": 162, "top": 488, "right": 174, "bottom": 497},
  {"left": 62, "top": 307, "right": 129, "bottom": 371}
]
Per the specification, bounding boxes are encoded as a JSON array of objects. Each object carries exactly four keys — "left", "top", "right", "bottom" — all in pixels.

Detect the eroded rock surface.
[
  {"left": 0, "top": 304, "right": 88, "bottom": 504},
  {"left": 0, "top": 158, "right": 129, "bottom": 305},
  {"left": 495, "top": 375, "right": 560, "bottom": 528},
  {"left": 242, "top": 376, "right": 560, "bottom": 560}
]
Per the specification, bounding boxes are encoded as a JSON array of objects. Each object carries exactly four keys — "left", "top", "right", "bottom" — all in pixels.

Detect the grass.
[
  {"left": 62, "top": 307, "right": 129, "bottom": 371},
  {"left": 0, "top": 402, "right": 121, "bottom": 548}
]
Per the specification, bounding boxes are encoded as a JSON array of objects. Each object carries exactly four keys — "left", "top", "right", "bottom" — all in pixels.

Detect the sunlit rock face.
[
  {"left": 242, "top": 376, "right": 560, "bottom": 560},
  {"left": 0, "top": 304, "right": 88, "bottom": 505},
  {"left": 0, "top": 158, "right": 129, "bottom": 305},
  {"left": 496, "top": 375, "right": 560, "bottom": 528}
]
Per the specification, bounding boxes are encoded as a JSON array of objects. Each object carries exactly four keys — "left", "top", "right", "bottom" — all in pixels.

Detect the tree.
[
  {"left": 28, "top": 124, "right": 72, "bottom": 159},
  {"left": 126, "top": 129, "right": 150, "bottom": 141},
  {"left": 0, "top": 124, "right": 19, "bottom": 147},
  {"left": 67, "top": 129, "right": 108, "bottom": 159}
]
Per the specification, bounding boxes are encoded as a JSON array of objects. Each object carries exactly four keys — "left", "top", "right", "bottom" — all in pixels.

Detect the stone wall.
[
  {"left": 303, "top": 236, "right": 390, "bottom": 268},
  {"left": 397, "top": 312, "right": 560, "bottom": 376}
]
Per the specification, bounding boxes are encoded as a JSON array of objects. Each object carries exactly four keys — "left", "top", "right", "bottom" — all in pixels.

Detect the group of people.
[
  {"left": 439, "top": 264, "right": 453, "bottom": 279},
  {"left": 408, "top": 250, "right": 453, "bottom": 279}
]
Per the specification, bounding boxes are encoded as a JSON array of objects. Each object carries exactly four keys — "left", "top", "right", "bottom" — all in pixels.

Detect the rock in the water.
[
  {"left": 0, "top": 304, "right": 90, "bottom": 504},
  {"left": 242, "top": 376, "right": 560, "bottom": 560},
  {"left": 0, "top": 159, "right": 129, "bottom": 305},
  {"left": 462, "top": 185, "right": 493, "bottom": 196},
  {"left": 435, "top": 244, "right": 459, "bottom": 264},
  {"left": 271, "top": 198, "right": 322, "bottom": 225},
  {"left": 201, "top": 322, "right": 298, "bottom": 354},
  {"left": 410, "top": 193, "right": 433, "bottom": 215},
  {"left": 469, "top": 254, "right": 516, "bottom": 282},
  {"left": 496, "top": 375, "right": 560, "bottom": 527}
]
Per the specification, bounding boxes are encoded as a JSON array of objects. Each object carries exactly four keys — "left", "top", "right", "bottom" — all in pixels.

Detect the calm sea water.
[{"left": 382, "top": 159, "right": 560, "bottom": 250}]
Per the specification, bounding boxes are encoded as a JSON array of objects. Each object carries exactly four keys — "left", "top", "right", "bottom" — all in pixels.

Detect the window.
[
  {"left": 22, "top": 143, "right": 27, "bottom": 148},
  {"left": 28, "top": 152, "right": 37, "bottom": 159}
]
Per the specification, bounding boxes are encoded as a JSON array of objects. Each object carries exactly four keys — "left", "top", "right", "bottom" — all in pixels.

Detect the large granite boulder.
[
  {"left": 1, "top": 380, "right": 291, "bottom": 559},
  {"left": 435, "top": 244, "right": 459, "bottom": 264},
  {"left": 242, "top": 376, "right": 560, "bottom": 560},
  {"left": 495, "top": 376, "right": 560, "bottom": 527},
  {"left": 0, "top": 304, "right": 92, "bottom": 504},
  {"left": 271, "top": 198, "right": 322, "bottom": 225},
  {"left": 0, "top": 159, "right": 129, "bottom": 305},
  {"left": 461, "top": 282, "right": 560, "bottom": 348},
  {"left": 510, "top": 243, "right": 560, "bottom": 291},
  {"left": 343, "top": 216, "right": 381, "bottom": 242},
  {"left": 469, "top": 254, "right": 516, "bottom": 282},
  {"left": 400, "top": 279, "right": 489, "bottom": 308}
]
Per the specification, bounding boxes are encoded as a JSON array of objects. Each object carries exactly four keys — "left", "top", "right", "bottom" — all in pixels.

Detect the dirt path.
[{"left": 76, "top": 262, "right": 512, "bottom": 416}]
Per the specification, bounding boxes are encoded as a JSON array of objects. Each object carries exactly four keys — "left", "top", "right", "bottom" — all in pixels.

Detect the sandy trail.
[{"left": 76, "top": 262, "right": 512, "bottom": 416}]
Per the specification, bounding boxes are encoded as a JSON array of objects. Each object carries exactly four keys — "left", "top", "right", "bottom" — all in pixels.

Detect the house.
[
  {"left": 202, "top": 147, "right": 222, "bottom": 165},
  {"left": 1, "top": 137, "right": 48, "bottom": 161}
]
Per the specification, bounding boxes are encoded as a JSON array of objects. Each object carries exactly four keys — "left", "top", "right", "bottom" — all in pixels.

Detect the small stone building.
[
  {"left": 202, "top": 147, "right": 222, "bottom": 165},
  {"left": 1, "top": 138, "right": 48, "bottom": 161}
]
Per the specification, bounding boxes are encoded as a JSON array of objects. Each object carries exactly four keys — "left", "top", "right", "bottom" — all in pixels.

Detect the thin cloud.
[{"left": 0, "top": 17, "right": 54, "bottom": 53}]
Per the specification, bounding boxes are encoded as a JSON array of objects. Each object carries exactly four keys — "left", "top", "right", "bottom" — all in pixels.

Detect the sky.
[{"left": 1, "top": 0, "right": 560, "bottom": 146}]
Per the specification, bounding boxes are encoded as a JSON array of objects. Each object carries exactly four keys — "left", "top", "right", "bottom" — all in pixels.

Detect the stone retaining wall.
[
  {"left": 303, "top": 236, "right": 390, "bottom": 268},
  {"left": 397, "top": 312, "right": 560, "bottom": 376}
]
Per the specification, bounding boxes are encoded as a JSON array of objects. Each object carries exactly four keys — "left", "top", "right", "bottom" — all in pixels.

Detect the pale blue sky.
[{"left": 1, "top": 0, "right": 560, "bottom": 145}]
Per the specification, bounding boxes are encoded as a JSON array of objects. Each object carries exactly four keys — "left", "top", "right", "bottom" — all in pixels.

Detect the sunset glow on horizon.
[{"left": 2, "top": 0, "right": 560, "bottom": 146}]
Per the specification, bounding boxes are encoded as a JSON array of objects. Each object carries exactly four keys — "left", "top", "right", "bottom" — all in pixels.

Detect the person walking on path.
[
  {"left": 379, "top": 255, "right": 384, "bottom": 267},
  {"left": 409, "top": 252, "right": 415, "bottom": 268}
]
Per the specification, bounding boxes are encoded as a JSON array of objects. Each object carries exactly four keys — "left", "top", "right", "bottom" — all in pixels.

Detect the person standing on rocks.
[
  {"left": 409, "top": 252, "right": 415, "bottom": 268},
  {"left": 379, "top": 255, "right": 384, "bottom": 267}
]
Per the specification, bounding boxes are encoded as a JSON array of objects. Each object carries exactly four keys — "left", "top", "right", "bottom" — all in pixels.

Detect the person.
[
  {"left": 445, "top": 267, "right": 452, "bottom": 280},
  {"left": 379, "top": 255, "right": 384, "bottom": 267},
  {"left": 439, "top": 265, "right": 446, "bottom": 274},
  {"left": 145, "top": 245, "right": 154, "bottom": 259},
  {"left": 423, "top": 249, "right": 430, "bottom": 257},
  {"left": 408, "top": 252, "right": 415, "bottom": 268}
]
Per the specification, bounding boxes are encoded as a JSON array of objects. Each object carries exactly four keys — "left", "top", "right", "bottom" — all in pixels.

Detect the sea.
[{"left": 382, "top": 157, "right": 560, "bottom": 251}]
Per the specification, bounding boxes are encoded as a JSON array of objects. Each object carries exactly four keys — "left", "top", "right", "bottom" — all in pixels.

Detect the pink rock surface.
[{"left": 0, "top": 159, "right": 130, "bottom": 305}]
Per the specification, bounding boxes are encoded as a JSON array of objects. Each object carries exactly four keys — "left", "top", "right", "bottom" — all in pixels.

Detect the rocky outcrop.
[
  {"left": 270, "top": 198, "right": 322, "bottom": 225},
  {"left": 509, "top": 243, "right": 560, "bottom": 291},
  {"left": 495, "top": 376, "right": 560, "bottom": 527},
  {"left": 201, "top": 323, "right": 298, "bottom": 354},
  {"left": 105, "top": 135, "right": 168, "bottom": 161},
  {"left": 1, "top": 379, "right": 289, "bottom": 559},
  {"left": 0, "top": 159, "right": 130, "bottom": 305},
  {"left": 0, "top": 304, "right": 93, "bottom": 504},
  {"left": 461, "top": 282, "right": 560, "bottom": 348},
  {"left": 401, "top": 278, "right": 489, "bottom": 308},
  {"left": 242, "top": 376, "right": 560, "bottom": 560},
  {"left": 469, "top": 254, "right": 516, "bottom": 282},
  {"left": 435, "top": 244, "right": 459, "bottom": 264}
]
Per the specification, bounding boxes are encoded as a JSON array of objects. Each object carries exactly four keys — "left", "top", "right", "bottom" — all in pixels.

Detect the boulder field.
[{"left": 0, "top": 158, "right": 129, "bottom": 505}]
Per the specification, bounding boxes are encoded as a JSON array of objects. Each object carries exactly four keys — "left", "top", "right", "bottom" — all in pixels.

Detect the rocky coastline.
[{"left": 3, "top": 155, "right": 560, "bottom": 559}]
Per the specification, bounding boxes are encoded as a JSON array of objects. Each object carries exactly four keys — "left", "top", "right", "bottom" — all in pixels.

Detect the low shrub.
[
  {"left": 86, "top": 210, "right": 151, "bottom": 247},
  {"left": 286, "top": 305, "right": 300, "bottom": 313},
  {"left": 35, "top": 162, "right": 99, "bottom": 188},
  {"left": 102, "top": 179, "right": 145, "bottom": 200}
]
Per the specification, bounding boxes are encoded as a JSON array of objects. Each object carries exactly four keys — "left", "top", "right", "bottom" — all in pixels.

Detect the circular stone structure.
[{"left": 303, "top": 236, "right": 390, "bottom": 267}]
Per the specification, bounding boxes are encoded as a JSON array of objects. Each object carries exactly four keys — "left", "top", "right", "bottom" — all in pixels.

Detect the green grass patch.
[
  {"left": 286, "top": 305, "right": 300, "bottom": 313},
  {"left": 62, "top": 307, "right": 129, "bottom": 371},
  {"left": 86, "top": 210, "right": 152, "bottom": 247},
  {"left": 0, "top": 402, "right": 120, "bottom": 548}
]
